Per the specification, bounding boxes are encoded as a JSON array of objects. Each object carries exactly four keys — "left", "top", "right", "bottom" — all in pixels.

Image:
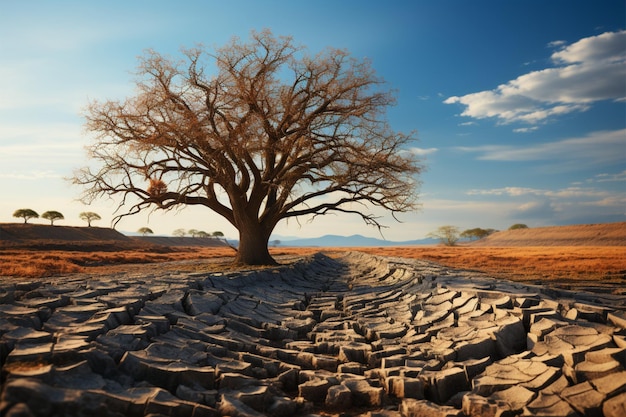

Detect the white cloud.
[
  {"left": 467, "top": 185, "right": 613, "bottom": 199},
  {"left": 513, "top": 126, "right": 539, "bottom": 133},
  {"left": 444, "top": 30, "right": 626, "bottom": 125},
  {"left": 465, "top": 184, "right": 625, "bottom": 225},
  {"left": 467, "top": 187, "right": 542, "bottom": 197},
  {"left": 552, "top": 30, "right": 626, "bottom": 64},
  {"left": 592, "top": 170, "right": 626, "bottom": 183},
  {"left": 409, "top": 147, "right": 438, "bottom": 156},
  {"left": 547, "top": 40, "right": 566, "bottom": 48},
  {"left": 456, "top": 128, "right": 626, "bottom": 168}
]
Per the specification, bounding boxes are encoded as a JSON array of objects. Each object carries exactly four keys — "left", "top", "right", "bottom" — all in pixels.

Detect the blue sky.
[{"left": 1, "top": 0, "right": 624, "bottom": 241}]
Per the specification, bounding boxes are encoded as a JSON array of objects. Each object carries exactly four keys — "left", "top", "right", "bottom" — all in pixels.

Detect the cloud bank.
[
  {"left": 455, "top": 128, "right": 625, "bottom": 169},
  {"left": 444, "top": 30, "right": 626, "bottom": 125}
]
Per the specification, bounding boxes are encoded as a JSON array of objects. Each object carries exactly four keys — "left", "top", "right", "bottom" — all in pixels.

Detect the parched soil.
[
  {"left": 1, "top": 223, "right": 626, "bottom": 415},
  {"left": 2, "top": 251, "right": 626, "bottom": 416}
]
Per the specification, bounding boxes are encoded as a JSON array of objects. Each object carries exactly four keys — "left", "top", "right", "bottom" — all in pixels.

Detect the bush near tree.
[
  {"left": 509, "top": 223, "right": 529, "bottom": 230},
  {"left": 13, "top": 208, "right": 39, "bottom": 224}
]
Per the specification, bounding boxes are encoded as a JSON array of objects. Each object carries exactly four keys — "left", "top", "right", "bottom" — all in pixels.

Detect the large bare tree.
[{"left": 74, "top": 30, "right": 422, "bottom": 265}]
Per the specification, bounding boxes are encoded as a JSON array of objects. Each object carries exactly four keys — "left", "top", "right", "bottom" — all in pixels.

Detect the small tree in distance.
[
  {"left": 41, "top": 211, "right": 65, "bottom": 225},
  {"left": 428, "top": 225, "right": 461, "bottom": 246},
  {"left": 138, "top": 227, "right": 154, "bottom": 236},
  {"left": 509, "top": 223, "right": 529, "bottom": 230},
  {"left": 79, "top": 211, "right": 101, "bottom": 227},
  {"left": 13, "top": 208, "right": 39, "bottom": 224},
  {"left": 212, "top": 231, "right": 224, "bottom": 239},
  {"left": 172, "top": 228, "right": 186, "bottom": 237},
  {"left": 461, "top": 227, "right": 494, "bottom": 241}
]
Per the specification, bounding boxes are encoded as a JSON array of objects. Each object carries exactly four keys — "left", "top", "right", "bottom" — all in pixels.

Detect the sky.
[{"left": 1, "top": 0, "right": 624, "bottom": 242}]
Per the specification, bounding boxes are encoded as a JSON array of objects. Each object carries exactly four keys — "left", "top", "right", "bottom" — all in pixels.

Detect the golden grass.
[
  {"left": 1, "top": 245, "right": 624, "bottom": 284},
  {"left": 0, "top": 246, "right": 319, "bottom": 278},
  {"left": 350, "top": 246, "right": 626, "bottom": 282}
]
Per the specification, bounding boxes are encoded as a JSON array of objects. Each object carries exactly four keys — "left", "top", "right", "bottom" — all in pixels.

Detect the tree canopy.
[
  {"left": 137, "top": 227, "right": 154, "bottom": 236},
  {"left": 428, "top": 225, "right": 461, "bottom": 246},
  {"left": 13, "top": 208, "right": 39, "bottom": 224},
  {"left": 73, "top": 30, "right": 422, "bottom": 265},
  {"left": 42, "top": 210, "right": 65, "bottom": 225},
  {"left": 79, "top": 211, "right": 101, "bottom": 227},
  {"left": 460, "top": 227, "right": 495, "bottom": 241}
]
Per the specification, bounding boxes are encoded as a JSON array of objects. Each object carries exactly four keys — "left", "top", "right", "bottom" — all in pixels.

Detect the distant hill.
[
  {"left": 0, "top": 223, "right": 132, "bottom": 242},
  {"left": 135, "top": 236, "right": 230, "bottom": 248},
  {"left": 0, "top": 223, "right": 149, "bottom": 251},
  {"left": 0, "top": 223, "right": 235, "bottom": 250},
  {"left": 470, "top": 222, "right": 625, "bottom": 246},
  {"left": 2, "top": 222, "right": 622, "bottom": 250}
]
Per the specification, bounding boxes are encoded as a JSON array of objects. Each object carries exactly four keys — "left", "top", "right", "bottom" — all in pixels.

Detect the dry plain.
[{"left": 1, "top": 222, "right": 625, "bottom": 416}]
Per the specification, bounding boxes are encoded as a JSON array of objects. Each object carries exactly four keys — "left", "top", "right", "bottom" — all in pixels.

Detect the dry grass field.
[
  {"left": 0, "top": 223, "right": 624, "bottom": 289},
  {"left": 352, "top": 246, "right": 626, "bottom": 282}
]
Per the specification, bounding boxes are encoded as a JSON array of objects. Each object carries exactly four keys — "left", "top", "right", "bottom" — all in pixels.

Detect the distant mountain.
[{"left": 271, "top": 234, "right": 438, "bottom": 247}]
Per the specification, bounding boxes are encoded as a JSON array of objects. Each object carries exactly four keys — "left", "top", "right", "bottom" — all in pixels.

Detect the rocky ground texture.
[{"left": 1, "top": 252, "right": 626, "bottom": 417}]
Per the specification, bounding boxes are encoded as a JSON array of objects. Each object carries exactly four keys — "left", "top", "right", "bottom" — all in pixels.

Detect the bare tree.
[
  {"left": 13, "top": 208, "right": 39, "bottom": 224},
  {"left": 73, "top": 30, "right": 422, "bottom": 265},
  {"left": 79, "top": 211, "right": 101, "bottom": 227},
  {"left": 41, "top": 210, "right": 65, "bottom": 225}
]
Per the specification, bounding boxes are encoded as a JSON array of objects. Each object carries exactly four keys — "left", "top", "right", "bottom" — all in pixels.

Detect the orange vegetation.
[
  {"left": 1, "top": 245, "right": 625, "bottom": 285},
  {"left": 351, "top": 246, "right": 626, "bottom": 282},
  {"left": 0, "top": 246, "right": 318, "bottom": 279}
]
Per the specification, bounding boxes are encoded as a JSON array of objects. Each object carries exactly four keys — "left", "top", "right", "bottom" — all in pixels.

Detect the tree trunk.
[{"left": 234, "top": 224, "right": 277, "bottom": 266}]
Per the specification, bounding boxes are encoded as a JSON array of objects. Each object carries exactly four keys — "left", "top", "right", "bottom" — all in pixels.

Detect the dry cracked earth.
[{"left": 1, "top": 252, "right": 626, "bottom": 417}]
